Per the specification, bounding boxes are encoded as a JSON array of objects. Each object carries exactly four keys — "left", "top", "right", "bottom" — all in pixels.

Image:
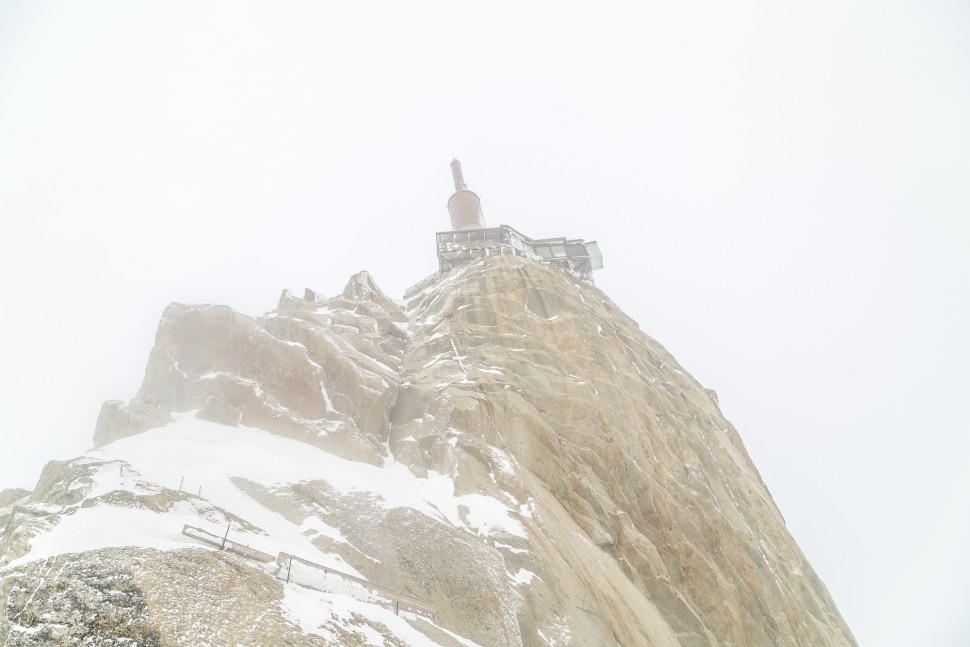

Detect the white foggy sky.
[{"left": 1, "top": 2, "right": 968, "bottom": 645}]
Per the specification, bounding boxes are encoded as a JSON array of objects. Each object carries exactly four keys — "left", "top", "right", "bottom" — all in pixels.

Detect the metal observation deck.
[
  {"left": 403, "top": 161, "right": 603, "bottom": 299},
  {"left": 438, "top": 225, "right": 602, "bottom": 277}
]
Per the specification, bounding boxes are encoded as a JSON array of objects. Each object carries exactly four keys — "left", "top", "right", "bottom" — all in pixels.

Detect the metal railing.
[
  {"left": 278, "top": 552, "right": 435, "bottom": 619},
  {"left": 181, "top": 524, "right": 435, "bottom": 619},
  {"left": 182, "top": 524, "right": 275, "bottom": 562}
]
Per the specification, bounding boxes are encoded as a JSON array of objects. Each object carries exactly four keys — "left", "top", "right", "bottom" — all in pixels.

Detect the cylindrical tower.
[{"left": 447, "top": 159, "right": 485, "bottom": 231}]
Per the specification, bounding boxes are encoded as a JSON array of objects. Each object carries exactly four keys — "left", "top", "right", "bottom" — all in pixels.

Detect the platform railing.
[{"left": 403, "top": 272, "right": 441, "bottom": 299}]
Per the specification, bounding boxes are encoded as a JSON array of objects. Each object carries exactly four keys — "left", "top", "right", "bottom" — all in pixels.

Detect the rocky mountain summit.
[{"left": 0, "top": 255, "right": 857, "bottom": 646}]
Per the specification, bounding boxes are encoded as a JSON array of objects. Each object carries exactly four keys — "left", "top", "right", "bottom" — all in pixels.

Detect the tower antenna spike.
[{"left": 450, "top": 158, "right": 467, "bottom": 191}]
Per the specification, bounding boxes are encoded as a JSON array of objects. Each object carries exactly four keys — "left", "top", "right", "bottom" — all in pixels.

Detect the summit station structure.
[{"left": 404, "top": 160, "right": 603, "bottom": 298}]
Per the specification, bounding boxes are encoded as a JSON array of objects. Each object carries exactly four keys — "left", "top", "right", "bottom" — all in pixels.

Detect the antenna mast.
[{"left": 450, "top": 159, "right": 468, "bottom": 191}]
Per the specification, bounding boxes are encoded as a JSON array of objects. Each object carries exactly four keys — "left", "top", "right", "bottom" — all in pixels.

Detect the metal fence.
[{"left": 181, "top": 524, "right": 435, "bottom": 619}]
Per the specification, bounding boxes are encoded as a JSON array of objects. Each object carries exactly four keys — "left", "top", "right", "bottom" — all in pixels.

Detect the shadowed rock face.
[{"left": 15, "top": 256, "right": 856, "bottom": 646}]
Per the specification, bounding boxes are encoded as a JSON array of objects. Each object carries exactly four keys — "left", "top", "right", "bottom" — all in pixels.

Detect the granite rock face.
[
  {"left": 2, "top": 256, "right": 856, "bottom": 646},
  {"left": 391, "top": 257, "right": 855, "bottom": 647}
]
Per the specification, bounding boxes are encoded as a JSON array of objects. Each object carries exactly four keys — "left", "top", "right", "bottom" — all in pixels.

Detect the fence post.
[
  {"left": 222, "top": 523, "right": 231, "bottom": 550},
  {"left": 179, "top": 476, "right": 184, "bottom": 492},
  {"left": 287, "top": 555, "right": 293, "bottom": 583}
]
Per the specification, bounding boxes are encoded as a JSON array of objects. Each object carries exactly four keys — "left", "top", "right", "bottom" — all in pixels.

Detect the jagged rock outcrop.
[
  {"left": 1, "top": 256, "right": 857, "bottom": 646},
  {"left": 94, "top": 271, "right": 406, "bottom": 466},
  {"left": 0, "top": 490, "right": 30, "bottom": 546}
]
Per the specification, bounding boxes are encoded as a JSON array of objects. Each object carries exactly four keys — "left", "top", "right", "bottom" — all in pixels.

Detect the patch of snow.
[
  {"left": 537, "top": 620, "right": 573, "bottom": 647},
  {"left": 457, "top": 493, "right": 525, "bottom": 538},
  {"left": 519, "top": 498, "right": 538, "bottom": 519},
  {"left": 6, "top": 506, "right": 199, "bottom": 568},
  {"left": 422, "top": 354, "right": 452, "bottom": 370},
  {"left": 280, "top": 585, "right": 482, "bottom": 646},
  {"left": 449, "top": 338, "right": 468, "bottom": 376},
  {"left": 509, "top": 568, "right": 536, "bottom": 585},
  {"left": 300, "top": 516, "right": 347, "bottom": 544},
  {"left": 492, "top": 541, "right": 528, "bottom": 555}
]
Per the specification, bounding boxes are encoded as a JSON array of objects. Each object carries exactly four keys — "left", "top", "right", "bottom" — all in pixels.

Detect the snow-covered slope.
[
  {"left": 9, "top": 414, "right": 523, "bottom": 571},
  {"left": 1, "top": 415, "right": 488, "bottom": 645}
]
